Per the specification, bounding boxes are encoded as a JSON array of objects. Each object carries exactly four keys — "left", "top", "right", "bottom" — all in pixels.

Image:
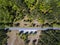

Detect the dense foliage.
[
  {"left": 0, "top": 0, "right": 60, "bottom": 26},
  {"left": 0, "top": 29, "right": 8, "bottom": 45},
  {"left": 38, "top": 30, "right": 60, "bottom": 45}
]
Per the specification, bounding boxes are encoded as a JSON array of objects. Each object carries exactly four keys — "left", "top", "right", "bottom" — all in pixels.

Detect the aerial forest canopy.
[
  {"left": 0, "top": 0, "right": 60, "bottom": 45},
  {"left": 0, "top": 0, "right": 60, "bottom": 27}
]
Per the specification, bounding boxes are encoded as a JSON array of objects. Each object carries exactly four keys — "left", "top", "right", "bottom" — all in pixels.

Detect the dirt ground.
[
  {"left": 7, "top": 30, "right": 41, "bottom": 45},
  {"left": 7, "top": 30, "right": 25, "bottom": 45},
  {"left": 28, "top": 30, "right": 41, "bottom": 45}
]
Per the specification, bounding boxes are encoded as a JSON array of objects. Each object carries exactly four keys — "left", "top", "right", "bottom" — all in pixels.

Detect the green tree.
[{"left": 38, "top": 30, "right": 60, "bottom": 45}]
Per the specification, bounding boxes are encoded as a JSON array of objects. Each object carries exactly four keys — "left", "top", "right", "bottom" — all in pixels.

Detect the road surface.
[{"left": 5, "top": 27, "right": 60, "bottom": 31}]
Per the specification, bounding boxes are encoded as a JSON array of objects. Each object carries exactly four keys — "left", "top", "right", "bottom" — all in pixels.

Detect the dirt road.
[{"left": 7, "top": 30, "right": 25, "bottom": 45}]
